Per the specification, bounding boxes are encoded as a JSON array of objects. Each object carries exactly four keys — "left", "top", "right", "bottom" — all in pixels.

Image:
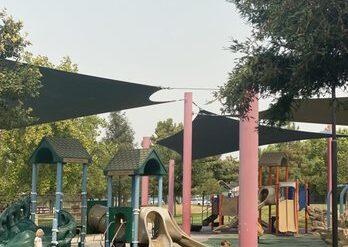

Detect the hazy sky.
[{"left": 2, "top": 0, "right": 336, "bottom": 148}]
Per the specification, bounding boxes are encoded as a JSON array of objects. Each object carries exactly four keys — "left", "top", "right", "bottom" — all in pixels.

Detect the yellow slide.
[
  {"left": 278, "top": 199, "right": 297, "bottom": 233},
  {"left": 138, "top": 207, "right": 207, "bottom": 247}
]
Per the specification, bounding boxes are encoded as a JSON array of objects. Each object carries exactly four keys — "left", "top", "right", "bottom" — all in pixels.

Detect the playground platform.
[
  {"left": 72, "top": 233, "right": 327, "bottom": 247},
  {"left": 204, "top": 233, "right": 328, "bottom": 247}
]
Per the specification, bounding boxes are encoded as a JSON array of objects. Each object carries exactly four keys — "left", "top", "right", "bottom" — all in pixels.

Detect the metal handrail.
[
  {"left": 110, "top": 221, "right": 126, "bottom": 247},
  {"left": 99, "top": 221, "right": 115, "bottom": 247}
]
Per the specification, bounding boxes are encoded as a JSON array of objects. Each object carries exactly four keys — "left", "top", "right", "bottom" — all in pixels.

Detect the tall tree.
[
  {"left": 218, "top": 3, "right": 347, "bottom": 244},
  {"left": 218, "top": 0, "right": 348, "bottom": 123},
  {"left": 104, "top": 111, "right": 135, "bottom": 205},
  {"left": 151, "top": 119, "right": 183, "bottom": 200},
  {"left": 0, "top": 10, "right": 41, "bottom": 129},
  {"left": 104, "top": 111, "right": 134, "bottom": 149}
]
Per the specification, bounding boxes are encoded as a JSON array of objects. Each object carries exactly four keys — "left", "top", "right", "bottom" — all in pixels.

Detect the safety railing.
[{"left": 99, "top": 221, "right": 115, "bottom": 247}]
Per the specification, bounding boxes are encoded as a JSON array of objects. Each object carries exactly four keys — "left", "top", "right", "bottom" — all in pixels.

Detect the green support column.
[
  {"left": 158, "top": 176, "right": 163, "bottom": 207},
  {"left": 106, "top": 175, "right": 113, "bottom": 247},
  {"left": 52, "top": 162, "right": 63, "bottom": 246},
  {"left": 31, "top": 163, "right": 38, "bottom": 223},
  {"left": 80, "top": 163, "right": 88, "bottom": 247},
  {"left": 132, "top": 175, "right": 140, "bottom": 247}
]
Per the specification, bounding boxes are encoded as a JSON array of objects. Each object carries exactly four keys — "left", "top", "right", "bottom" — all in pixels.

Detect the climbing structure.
[
  {"left": 258, "top": 152, "right": 309, "bottom": 235},
  {"left": 30, "top": 137, "right": 92, "bottom": 247}
]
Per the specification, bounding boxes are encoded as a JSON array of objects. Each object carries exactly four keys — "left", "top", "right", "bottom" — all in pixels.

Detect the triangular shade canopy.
[
  {"left": 2, "top": 60, "right": 164, "bottom": 129},
  {"left": 30, "top": 137, "right": 92, "bottom": 164},
  {"left": 157, "top": 110, "right": 338, "bottom": 160},
  {"left": 260, "top": 97, "right": 348, "bottom": 125},
  {"left": 104, "top": 148, "right": 167, "bottom": 176}
]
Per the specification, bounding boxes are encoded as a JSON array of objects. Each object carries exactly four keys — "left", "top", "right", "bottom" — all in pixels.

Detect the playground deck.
[
  {"left": 78, "top": 233, "right": 327, "bottom": 247},
  {"left": 204, "top": 234, "right": 328, "bottom": 247}
]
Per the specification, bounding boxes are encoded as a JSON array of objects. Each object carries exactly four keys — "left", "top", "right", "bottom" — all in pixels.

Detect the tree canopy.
[
  {"left": 218, "top": 0, "right": 348, "bottom": 123},
  {"left": 104, "top": 111, "right": 135, "bottom": 206},
  {"left": 0, "top": 10, "right": 41, "bottom": 128}
]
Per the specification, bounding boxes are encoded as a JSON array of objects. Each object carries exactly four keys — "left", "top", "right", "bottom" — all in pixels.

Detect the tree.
[
  {"left": 151, "top": 119, "right": 183, "bottom": 200},
  {"left": 0, "top": 10, "right": 41, "bottom": 129},
  {"left": 218, "top": 3, "right": 347, "bottom": 243},
  {"left": 104, "top": 111, "right": 134, "bottom": 149},
  {"left": 104, "top": 111, "right": 135, "bottom": 205},
  {"left": 218, "top": 0, "right": 348, "bottom": 123}
]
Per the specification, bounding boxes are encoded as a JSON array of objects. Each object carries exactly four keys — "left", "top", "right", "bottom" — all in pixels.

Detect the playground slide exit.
[
  {"left": 139, "top": 207, "right": 207, "bottom": 247},
  {"left": 278, "top": 200, "right": 297, "bottom": 233}
]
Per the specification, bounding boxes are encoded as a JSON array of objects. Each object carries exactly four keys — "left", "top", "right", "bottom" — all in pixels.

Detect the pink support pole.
[
  {"left": 182, "top": 92, "right": 193, "bottom": 235},
  {"left": 239, "top": 95, "right": 258, "bottom": 247},
  {"left": 141, "top": 137, "right": 151, "bottom": 206},
  {"left": 168, "top": 159, "right": 175, "bottom": 215},
  {"left": 327, "top": 125, "right": 332, "bottom": 208}
]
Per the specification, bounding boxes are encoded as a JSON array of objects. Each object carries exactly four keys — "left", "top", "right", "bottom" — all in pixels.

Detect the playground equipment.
[
  {"left": 139, "top": 207, "right": 206, "bottom": 247},
  {"left": 201, "top": 152, "right": 309, "bottom": 236},
  {"left": 0, "top": 197, "right": 76, "bottom": 247},
  {"left": 0, "top": 137, "right": 94, "bottom": 246},
  {"left": 87, "top": 203, "right": 206, "bottom": 247},
  {"left": 308, "top": 184, "right": 348, "bottom": 245},
  {"left": 201, "top": 192, "right": 239, "bottom": 232},
  {"left": 29, "top": 137, "right": 92, "bottom": 247},
  {"left": 100, "top": 147, "right": 208, "bottom": 247},
  {"left": 201, "top": 181, "right": 239, "bottom": 231},
  {"left": 258, "top": 152, "right": 309, "bottom": 235},
  {"left": 326, "top": 184, "right": 348, "bottom": 229}
]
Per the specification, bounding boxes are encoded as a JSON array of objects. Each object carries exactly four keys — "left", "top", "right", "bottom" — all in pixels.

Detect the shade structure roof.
[
  {"left": 157, "top": 110, "right": 339, "bottom": 160},
  {"left": 2, "top": 60, "right": 164, "bottom": 129},
  {"left": 30, "top": 136, "right": 92, "bottom": 164},
  {"left": 260, "top": 97, "right": 348, "bottom": 125}
]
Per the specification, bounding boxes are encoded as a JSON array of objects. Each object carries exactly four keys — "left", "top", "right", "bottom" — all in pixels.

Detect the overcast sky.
[{"left": 3, "top": 0, "right": 338, "bottom": 149}]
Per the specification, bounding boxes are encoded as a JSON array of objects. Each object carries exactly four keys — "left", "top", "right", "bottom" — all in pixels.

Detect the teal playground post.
[
  {"left": 80, "top": 163, "right": 88, "bottom": 247},
  {"left": 158, "top": 175, "right": 163, "bottom": 207},
  {"left": 52, "top": 161, "right": 63, "bottom": 246},
  {"left": 339, "top": 185, "right": 348, "bottom": 217},
  {"left": 106, "top": 175, "right": 113, "bottom": 247},
  {"left": 132, "top": 175, "right": 141, "bottom": 247},
  {"left": 31, "top": 163, "right": 38, "bottom": 223}
]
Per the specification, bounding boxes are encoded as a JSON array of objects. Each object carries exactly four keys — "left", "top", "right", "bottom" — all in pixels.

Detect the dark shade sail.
[
  {"left": 260, "top": 97, "right": 348, "bottom": 125},
  {"left": 2, "top": 60, "right": 164, "bottom": 129},
  {"left": 157, "top": 110, "right": 338, "bottom": 160}
]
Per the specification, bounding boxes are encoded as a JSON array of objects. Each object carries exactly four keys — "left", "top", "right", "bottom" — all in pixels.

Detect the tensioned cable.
[
  {"left": 160, "top": 86, "right": 219, "bottom": 91},
  {"left": 192, "top": 101, "right": 240, "bottom": 118}
]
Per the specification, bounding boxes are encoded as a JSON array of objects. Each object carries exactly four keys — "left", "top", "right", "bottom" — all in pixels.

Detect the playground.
[
  {"left": 0, "top": 59, "right": 347, "bottom": 247},
  {"left": 0, "top": 2, "right": 347, "bottom": 247},
  {"left": 1, "top": 132, "right": 347, "bottom": 246},
  {"left": 0, "top": 65, "right": 347, "bottom": 246}
]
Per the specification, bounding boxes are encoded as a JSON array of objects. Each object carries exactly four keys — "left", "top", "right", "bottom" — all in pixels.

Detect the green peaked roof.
[
  {"left": 29, "top": 137, "right": 92, "bottom": 164},
  {"left": 104, "top": 148, "right": 166, "bottom": 176}
]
